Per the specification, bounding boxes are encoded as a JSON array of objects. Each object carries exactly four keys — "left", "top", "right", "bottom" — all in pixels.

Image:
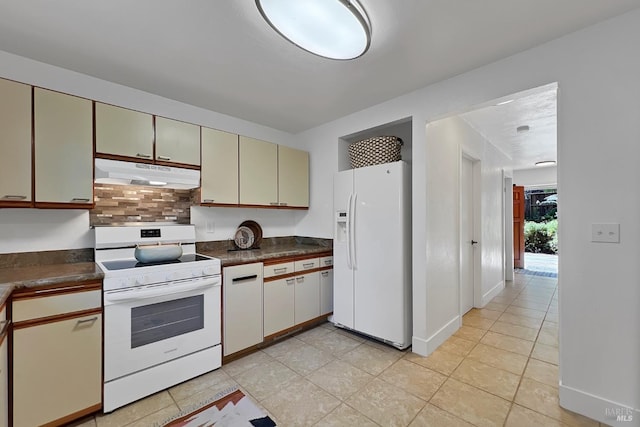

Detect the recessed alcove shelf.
[{"left": 338, "top": 117, "right": 413, "bottom": 172}]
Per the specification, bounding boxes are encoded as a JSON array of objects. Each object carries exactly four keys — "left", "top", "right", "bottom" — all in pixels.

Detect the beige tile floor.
[{"left": 71, "top": 272, "right": 608, "bottom": 426}]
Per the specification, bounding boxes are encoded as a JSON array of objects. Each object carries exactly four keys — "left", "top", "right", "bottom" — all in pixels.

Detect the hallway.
[{"left": 522, "top": 252, "right": 558, "bottom": 277}]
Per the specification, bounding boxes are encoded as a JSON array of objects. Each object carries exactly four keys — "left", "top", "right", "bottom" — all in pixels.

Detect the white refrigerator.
[{"left": 333, "top": 161, "right": 412, "bottom": 349}]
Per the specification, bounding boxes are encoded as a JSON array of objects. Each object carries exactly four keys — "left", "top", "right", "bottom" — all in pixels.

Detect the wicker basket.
[{"left": 348, "top": 136, "right": 403, "bottom": 168}]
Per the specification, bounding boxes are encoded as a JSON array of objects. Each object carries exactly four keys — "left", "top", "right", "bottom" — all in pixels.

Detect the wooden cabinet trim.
[
  {"left": 94, "top": 152, "right": 154, "bottom": 165},
  {"left": 12, "top": 281, "right": 102, "bottom": 300},
  {"left": 13, "top": 307, "right": 102, "bottom": 330},
  {"left": 154, "top": 159, "right": 200, "bottom": 170},
  {"left": 40, "top": 403, "right": 102, "bottom": 427}
]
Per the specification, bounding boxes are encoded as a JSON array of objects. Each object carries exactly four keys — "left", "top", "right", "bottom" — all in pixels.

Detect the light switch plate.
[
  {"left": 206, "top": 220, "right": 215, "bottom": 233},
  {"left": 591, "top": 223, "right": 620, "bottom": 243}
]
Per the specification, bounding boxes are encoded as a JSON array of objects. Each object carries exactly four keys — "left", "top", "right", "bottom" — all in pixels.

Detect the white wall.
[
  {"left": 297, "top": 9, "right": 640, "bottom": 424},
  {"left": 417, "top": 116, "right": 510, "bottom": 354},
  {"left": 190, "top": 206, "right": 304, "bottom": 243},
  {"left": 0, "top": 51, "right": 302, "bottom": 253},
  {"left": 0, "top": 209, "right": 93, "bottom": 253},
  {"left": 513, "top": 165, "right": 557, "bottom": 188}
]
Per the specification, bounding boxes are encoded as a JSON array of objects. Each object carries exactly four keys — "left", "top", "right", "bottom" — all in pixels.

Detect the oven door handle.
[{"left": 104, "top": 277, "right": 221, "bottom": 303}]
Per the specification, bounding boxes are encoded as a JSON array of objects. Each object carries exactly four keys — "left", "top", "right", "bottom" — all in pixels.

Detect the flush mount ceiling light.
[
  {"left": 535, "top": 160, "right": 557, "bottom": 167},
  {"left": 256, "top": 0, "right": 371, "bottom": 60}
]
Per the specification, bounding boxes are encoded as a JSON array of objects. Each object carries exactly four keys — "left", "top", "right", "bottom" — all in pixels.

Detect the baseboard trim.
[
  {"left": 412, "top": 335, "right": 428, "bottom": 356},
  {"left": 418, "top": 315, "right": 461, "bottom": 356},
  {"left": 559, "top": 383, "right": 639, "bottom": 426},
  {"left": 481, "top": 280, "right": 504, "bottom": 307}
]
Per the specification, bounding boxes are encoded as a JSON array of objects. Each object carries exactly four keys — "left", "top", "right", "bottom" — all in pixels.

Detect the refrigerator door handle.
[
  {"left": 346, "top": 193, "right": 353, "bottom": 269},
  {"left": 351, "top": 192, "right": 357, "bottom": 270}
]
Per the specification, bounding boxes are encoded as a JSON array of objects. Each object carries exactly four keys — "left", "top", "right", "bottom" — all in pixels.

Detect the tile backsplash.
[{"left": 90, "top": 184, "right": 192, "bottom": 226}]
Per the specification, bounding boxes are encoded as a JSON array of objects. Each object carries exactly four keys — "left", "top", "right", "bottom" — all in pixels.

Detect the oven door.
[{"left": 103, "top": 275, "right": 221, "bottom": 382}]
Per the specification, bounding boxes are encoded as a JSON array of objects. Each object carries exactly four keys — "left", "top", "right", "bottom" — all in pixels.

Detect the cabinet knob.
[
  {"left": 270, "top": 202, "right": 279, "bottom": 206},
  {"left": 71, "top": 198, "right": 91, "bottom": 203},
  {"left": 136, "top": 153, "right": 151, "bottom": 158},
  {"left": 158, "top": 155, "right": 171, "bottom": 161},
  {"left": 2, "top": 195, "right": 27, "bottom": 200},
  {"left": 203, "top": 199, "right": 215, "bottom": 203}
]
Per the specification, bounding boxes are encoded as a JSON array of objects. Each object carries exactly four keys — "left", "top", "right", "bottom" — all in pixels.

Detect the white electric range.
[{"left": 95, "top": 224, "right": 221, "bottom": 413}]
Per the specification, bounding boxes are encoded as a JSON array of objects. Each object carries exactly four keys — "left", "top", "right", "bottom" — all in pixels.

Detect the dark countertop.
[
  {"left": 0, "top": 262, "right": 104, "bottom": 306},
  {"left": 199, "top": 243, "right": 332, "bottom": 267}
]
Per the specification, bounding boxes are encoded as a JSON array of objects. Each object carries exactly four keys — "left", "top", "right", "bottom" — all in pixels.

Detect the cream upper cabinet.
[
  {"left": 201, "top": 127, "right": 238, "bottom": 204},
  {"left": 155, "top": 117, "right": 201, "bottom": 166},
  {"left": 95, "top": 102, "right": 154, "bottom": 160},
  {"left": 278, "top": 145, "right": 309, "bottom": 207},
  {"left": 34, "top": 88, "right": 93, "bottom": 204},
  {"left": 0, "top": 79, "right": 31, "bottom": 204},
  {"left": 239, "top": 136, "right": 278, "bottom": 206}
]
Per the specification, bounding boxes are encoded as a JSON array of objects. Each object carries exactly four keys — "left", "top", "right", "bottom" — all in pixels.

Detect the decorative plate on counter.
[
  {"left": 233, "top": 226, "right": 255, "bottom": 250},
  {"left": 239, "top": 220, "right": 263, "bottom": 248}
]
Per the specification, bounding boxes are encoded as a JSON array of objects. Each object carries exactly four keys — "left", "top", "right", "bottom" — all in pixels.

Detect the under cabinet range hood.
[{"left": 95, "top": 158, "right": 200, "bottom": 189}]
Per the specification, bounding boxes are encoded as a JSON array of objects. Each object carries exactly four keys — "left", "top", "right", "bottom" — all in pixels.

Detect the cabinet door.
[
  {"left": 155, "top": 117, "right": 201, "bottom": 166},
  {"left": 223, "top": 263, "right": 263, "bottom": 356},
  {"left": 320, "top": 269, "right": 334, "bottom": 315},
  {"left": 239, "top": 136, "right": 278, "bottom": 206},
  {"left": 95, "top": 102, "right": 154, "bottom": 160},
  {"left": 34, "top": 88, "right": 93, "bottom": 204},
  {"left": 201, "top": 128, "right": 238, "bottom": 204},
  {"left": 294, "top": 272, "right": 320, "bottom": 324},
  {"left": 264, "top": 277, "right": 295, "bottom": 336},
  {"left": 278, "top": 145, "right": 309, "bottom": 207},
  {"left": 13, "top": 313, "right": 102, "bottom": 427},
  {"left": 0, "top": 79, "right": 32, "bottom": 205}
]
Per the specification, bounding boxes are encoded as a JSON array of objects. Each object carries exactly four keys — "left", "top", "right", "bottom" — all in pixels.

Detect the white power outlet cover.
[
  {"left": 591, "top": 223, "right": 620, "bottom": 243},
  {"left": 206, "top": 221, "right": 215, "bottom": 233}
]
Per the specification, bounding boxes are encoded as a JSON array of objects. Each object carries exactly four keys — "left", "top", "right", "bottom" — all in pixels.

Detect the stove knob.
[{"left": 202, "top": 267, "right": 218, "bottom": 276}]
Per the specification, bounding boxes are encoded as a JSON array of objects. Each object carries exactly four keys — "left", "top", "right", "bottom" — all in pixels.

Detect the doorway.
[{"left": 460, "top": 155, "right": 479, "bottom": 314}]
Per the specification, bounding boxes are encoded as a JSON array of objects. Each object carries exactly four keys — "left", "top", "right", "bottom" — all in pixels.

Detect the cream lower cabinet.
[
  {"left": 223, "top": 263, "right": 263, "bottom": 356},
  {"left": 263, "top": 277, "right": 295, "bottom": 337},
  {"left": 12, "top": 284, "right": 102, "bottom": 427},
  {"left": 294, "top": 272, "right": 320, "bottom": 324},
  {"left": 0, "top": 78, "right": 31, "bottom": 206},
  {"left": 155, "top": 117, "right": 200, "bottom": 166},
  {"left": 34, "top": 88, "right": 93, "bottom": 205},
  {"left": 278, "top": 145, "right": 309, "bottom": 208},
  {"left": 320, "top": 269, "right": 334, "bottom": 315},
  {"left": 239, "top": 136, "right": 278, "bottom": 206},
  {"left": 201, "top": 128, "right": 239, "bottom": 205}
]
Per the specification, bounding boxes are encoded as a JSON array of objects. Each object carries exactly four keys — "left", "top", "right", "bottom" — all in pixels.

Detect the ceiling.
[
  {"left": 0, "top": 1, "right": 638, "bottom": 135},
  {"left": 461, "top": 85, "right": 557, "bottom": 171}
]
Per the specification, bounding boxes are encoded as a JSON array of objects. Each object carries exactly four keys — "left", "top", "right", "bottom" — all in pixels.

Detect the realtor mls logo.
[{"left": 605, "top": 407, "right": 634, "bottom": 422}]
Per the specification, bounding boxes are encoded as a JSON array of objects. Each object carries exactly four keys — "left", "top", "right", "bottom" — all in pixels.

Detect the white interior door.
[{"left": 461, "top": 156, "right": 475, "bottom": 314}]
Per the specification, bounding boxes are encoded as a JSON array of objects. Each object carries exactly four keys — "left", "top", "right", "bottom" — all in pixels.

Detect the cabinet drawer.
[
  {"left": 294, "top": 258, "right": 319, "bottom": 272},
  {"left": 320, "top": 256, "right": 333, "bottom": 268},
  {"left": 264, "top": 262, "right": 295, "bottom": 278},
  {"left": 13, "top": 289, "right": 101, "bottom": 323}
]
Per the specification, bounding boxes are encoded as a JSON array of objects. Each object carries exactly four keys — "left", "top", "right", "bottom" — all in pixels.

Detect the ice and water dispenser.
[{"left": 335, "top": 211, "right": 348, "bottom": 243}]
